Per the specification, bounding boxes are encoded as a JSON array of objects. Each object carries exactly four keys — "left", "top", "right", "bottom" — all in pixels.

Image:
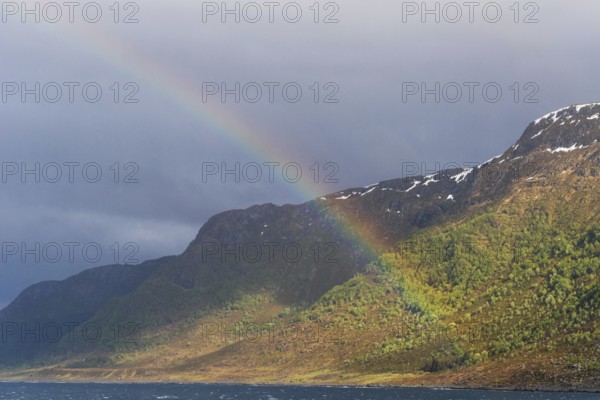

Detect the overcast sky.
[{"left": 1, "top": 0, "right": 599, "bottom": 308}]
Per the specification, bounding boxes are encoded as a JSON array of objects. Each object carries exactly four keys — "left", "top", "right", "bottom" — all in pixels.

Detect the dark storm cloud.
[{"left": 1, "top": 0, "right": 599, "bottom": 305}]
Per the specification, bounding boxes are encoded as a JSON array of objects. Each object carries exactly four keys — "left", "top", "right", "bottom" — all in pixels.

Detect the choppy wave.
[{"left": 0, "top": 382, "right": 597, "bottom": 400}]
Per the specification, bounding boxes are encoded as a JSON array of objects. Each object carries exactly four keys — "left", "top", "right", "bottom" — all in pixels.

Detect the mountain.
[
  {"left": 0, "top": 257, "right": 171, "bottom": 362},
  {"left": 0, "top": 104, "right": 599, "bottom": 390}
]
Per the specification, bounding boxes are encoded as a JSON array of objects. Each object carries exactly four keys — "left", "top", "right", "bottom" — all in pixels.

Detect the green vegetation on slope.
[{"left": 296, "top": 186, "right": 600, "bottom": 385}]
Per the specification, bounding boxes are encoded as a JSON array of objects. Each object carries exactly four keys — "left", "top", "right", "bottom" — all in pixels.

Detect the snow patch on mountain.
[
  {"left": 545, "top": 144, "right": 587, "bottom": 154},
  {"left": 335, "top": 193, "right": 352, "bottom": 200},
  {"left": 405, "top": 180, "right": 421, "bottom": 192},
  {"left": 422, "top": 174, "right": 439, "bottom": 186},
  {"left": 450, "top": 168, "right": 473, "bottom": 183},
  {"left": 360, "top": 186, "right": 377, "bottom": 196},
  {"left": 531, "top": 129, "right": 546, "bottom": 139},
  {"left": 479, "top": 155, "right": 502, "bottom": 168}
]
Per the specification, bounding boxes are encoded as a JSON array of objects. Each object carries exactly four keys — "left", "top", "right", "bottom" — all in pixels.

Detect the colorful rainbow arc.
[{"left": 45, "top": 24, "right": 386, "bottom": 260}]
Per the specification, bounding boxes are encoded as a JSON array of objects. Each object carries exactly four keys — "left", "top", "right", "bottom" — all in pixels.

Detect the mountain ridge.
[{"left": 0, "top": 104, "right": 599, "bottom": 390}]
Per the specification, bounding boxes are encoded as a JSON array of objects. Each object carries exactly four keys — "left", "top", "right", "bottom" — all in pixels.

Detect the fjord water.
[{"left": 0, "top": 383, "right": 597, "bottom": 400}]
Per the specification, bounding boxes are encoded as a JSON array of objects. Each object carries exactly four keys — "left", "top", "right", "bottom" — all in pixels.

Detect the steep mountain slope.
[
  {"left": 0, "top": 257, "right": 171, "bottom": 363},
  {"left": 0, "top": 104, "right": 598, "bottom": 390}
]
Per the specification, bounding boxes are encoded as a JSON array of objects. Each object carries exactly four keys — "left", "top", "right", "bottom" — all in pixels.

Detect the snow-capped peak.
[
  {"left": 533, "top": 103, "right": 600, "bottom": 126},
  {"left": 575, "top": 103, "right": 600, "bottom": 112},
  {"left": 529, "top": 103, "right": 600, "bottom": 142},
  {"left": 534, "top": 107, "right": 567, "bottom": 126}
]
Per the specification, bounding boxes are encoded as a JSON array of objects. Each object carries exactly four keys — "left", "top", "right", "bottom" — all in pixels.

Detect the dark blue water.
[{"left": 0, "top": 383, "right": 597, "bottom": 400}]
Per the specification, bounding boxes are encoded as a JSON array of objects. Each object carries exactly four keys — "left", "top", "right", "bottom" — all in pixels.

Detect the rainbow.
[{"left": 44, "top": 23, "right": 386, "bottom": 259}]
